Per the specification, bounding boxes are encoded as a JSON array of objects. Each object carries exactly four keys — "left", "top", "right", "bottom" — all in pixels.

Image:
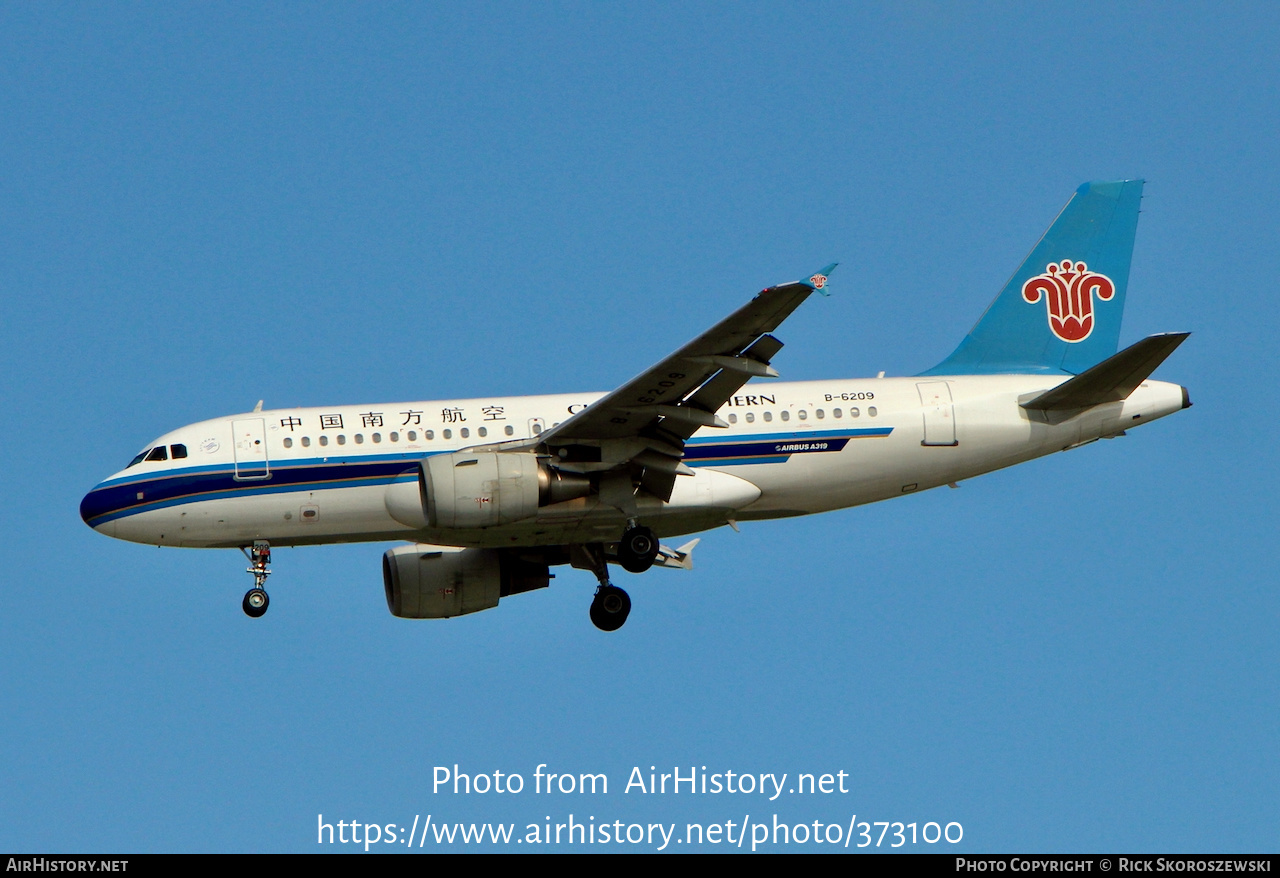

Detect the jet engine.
[
  {"left": 382, "top": 544, "right": 552, "bottom": 619},
  {"left": 408, "top": 451, "right": 590, "bottom": 529}
]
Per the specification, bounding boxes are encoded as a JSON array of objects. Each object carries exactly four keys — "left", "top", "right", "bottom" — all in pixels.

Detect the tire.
[
  {"left": 618, "top": 526, "right": 659, "bottom": 573},
  {"left": 242, "top": 588, "right": 269, "bottom": 618},
  {"left": 589, "top": 585, "right": 631, "bottom": 631}
]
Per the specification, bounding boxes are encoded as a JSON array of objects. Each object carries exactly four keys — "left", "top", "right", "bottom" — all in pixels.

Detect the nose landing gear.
[{"left": 240, "top": 541, "right": 272, "bottom": 618}]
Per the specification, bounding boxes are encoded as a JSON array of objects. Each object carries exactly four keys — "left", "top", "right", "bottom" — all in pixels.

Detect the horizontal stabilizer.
[{"left": 1021, "top": 332, "right": 1190, "bottom": 412}]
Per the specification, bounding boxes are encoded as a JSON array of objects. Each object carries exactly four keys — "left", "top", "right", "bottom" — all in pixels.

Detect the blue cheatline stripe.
[
  {"left": 684, "top": 427, "right": 893, "bottom": 464},
  {"left": 96, "top": 450, "right": 431, "bottom": 489},
  {"left": 82, "top": 427, "right": 894, "bottom": 525},
  {"left": 688, "top": 456, "right": 788, "bottom": 467},
  {"left": 684, "top": 427, "right": 888, "bottom": 446},
  {"left": 81, "top": 457, "right": 426, "bottom": 527}
]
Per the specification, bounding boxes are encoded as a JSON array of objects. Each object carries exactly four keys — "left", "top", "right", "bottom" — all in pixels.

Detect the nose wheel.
[
  {"left": 240, "top": 541, "right": 272, "bottom": 618},
  {"left": 242, "top": 588, "right": 269, "bottom": 618}
]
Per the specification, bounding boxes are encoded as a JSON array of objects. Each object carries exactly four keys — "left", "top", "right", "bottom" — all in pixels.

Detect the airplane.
[{"left": 80, "top": 180, "right": 1190, "bottom": 631}]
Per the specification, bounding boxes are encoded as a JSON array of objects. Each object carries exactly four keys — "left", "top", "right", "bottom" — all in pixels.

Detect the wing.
[{"left": 480, "top": 264, "right": 838, "bottom": 505}]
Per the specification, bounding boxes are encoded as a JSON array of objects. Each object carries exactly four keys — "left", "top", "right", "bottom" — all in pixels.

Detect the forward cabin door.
[{"left": 232, "top": 418, "right": 271, "bottom": 480}]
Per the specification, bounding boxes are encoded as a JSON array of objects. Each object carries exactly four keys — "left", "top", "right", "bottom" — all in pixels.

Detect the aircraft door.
[
  {"left": 232, "top": 418, "right": 271, "bottom": 480},
  {"left": 917, "top": 382, "right": 958, "bottom": 446}
]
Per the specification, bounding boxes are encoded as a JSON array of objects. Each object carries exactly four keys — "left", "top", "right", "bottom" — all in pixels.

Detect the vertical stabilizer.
[{"left": 922, "top": 180, "right": 1144, "bottom": 375}]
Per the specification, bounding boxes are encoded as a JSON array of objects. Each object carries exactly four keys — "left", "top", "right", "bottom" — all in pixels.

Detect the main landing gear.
[
  {"left": 240, "top": 541, "right": 271, "bottom": 618},
  {"left": 617, "top": 524, "right": 659, "bottom": 574},
  {"left": 590, "top": 585, "right": 631, "bottom": 632},
  {"left": 578, "top": 523, "right": 659, "bottom": 631},
  {"left": 578, "top": 542, "right": 632, "bottom": 632}
]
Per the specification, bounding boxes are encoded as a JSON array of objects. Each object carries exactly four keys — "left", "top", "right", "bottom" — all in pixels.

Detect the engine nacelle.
[
  {"left": 382, "top": 544, "right": 551, "bottom": 619},
  {"left": 422, "top": 451, "right": 540, "bottom": 528},
  {"left": 393, "top": 451, "right": 589, "bottom": 530}
]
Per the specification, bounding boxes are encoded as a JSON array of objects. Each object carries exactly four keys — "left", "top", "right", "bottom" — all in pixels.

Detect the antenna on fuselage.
[{"left": 253, "top": 400, "right": 263, "bottom": 412}]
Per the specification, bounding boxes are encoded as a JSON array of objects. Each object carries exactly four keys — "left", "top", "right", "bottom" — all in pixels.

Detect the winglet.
[{"left": 804, "top": 263, "right": 839, "bottom": 296}]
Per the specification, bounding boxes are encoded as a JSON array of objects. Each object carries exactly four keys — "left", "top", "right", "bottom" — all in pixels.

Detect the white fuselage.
[{"left": 80, "top": 374, "right": 1187, "bottom": 550}]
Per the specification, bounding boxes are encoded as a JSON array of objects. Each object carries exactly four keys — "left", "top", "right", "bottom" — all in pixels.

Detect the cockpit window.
[
  {"left": 145, "top": 446, "right": 168, "bottom": 462},
  {"left": 127, "top": 451, "right": 148, "bottom": 468},
  {"left": 170, "top": 444, "right": 188, "bottom": 459}
]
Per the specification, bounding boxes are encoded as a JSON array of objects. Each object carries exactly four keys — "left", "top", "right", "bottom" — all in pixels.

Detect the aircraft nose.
[
  {"left": 80, "top": 485, "right": 99, "bottom": 527},
  {"left": 80, "top": 481, "right": 115, "bottom": 535}
]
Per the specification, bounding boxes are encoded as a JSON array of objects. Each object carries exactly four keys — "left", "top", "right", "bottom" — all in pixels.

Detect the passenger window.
[
  {"left": 728, "top": 413, "right": 738, "bottom": 424},
  {"left": 302, "top": 436, "right": 311, "bottom": 447},
  {"left": 146, "top": 446, "right": 168, "bottom": 462},
  {"left": 170, "top": 444, "right": 188, "bottom": 459},
  {"left": 337, "top": 435, "right": 347, "bottom": 445},
  {"left": 780, "top": 411, "right": 790, "bottom": 422},
  {"left": 850, "top": 408, "right": 860, "bottom": 418},
  {"left": 833, "top": 408, "right": 842, "bottom": 418},
  {"left": 763, "top": 412, "right": 773, "bottom": 422},
  {"left": 504, "top": 425, "right": 514, "bottom": 436},
  {"left": 319, "top": 435, "right": 329, "bottom": 447},
  {"left": 478, "top": 427, "right": 487, "bottom": 437},
  {"left": 745, "top": 412, "right": 755, "bottom": 423},
  {"left": 354, "top": 434, "right": 364, "bottom": 444},
  {"left": 390, "top": 432, "right": 399, "bottom": 442},
  {"left": 372, "top": 433, "right": 381, "bottom": 443},
  {"left": 815, "top": 409, "right": 824, "bottom": 419},
  {"left": 408, "top": 431, "right": 418, "bottom": 441},
  {"left": 443, "top": 429, "right": 452, "bottom": 439},
  {"left": 424, "top": 430, "right": 433, "bottom": 440},
  {"left": 868, "top": 406, "right": 878, "bottom": 417},
  {"left": 460, "top": 428, "right": 469, "bottom": 438},
  {"left": 283, "top": 437, "right": 293, "bottom": 449}
]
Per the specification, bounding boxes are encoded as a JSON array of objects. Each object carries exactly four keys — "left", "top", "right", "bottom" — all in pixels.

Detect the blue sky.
[{"left": 1, "top": 3, "right": 1276, "bottom": 852}]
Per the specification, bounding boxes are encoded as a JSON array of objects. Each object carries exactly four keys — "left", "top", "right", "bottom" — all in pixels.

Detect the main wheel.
[
  {"left": 589, "top": 585, "right": 631, "bottom": 631},
  {"left": 617, "top": 525, "right": 659, "bottom": 573},
  {"left": 242, "top": 588, "right": 269, "bottom": 618}
]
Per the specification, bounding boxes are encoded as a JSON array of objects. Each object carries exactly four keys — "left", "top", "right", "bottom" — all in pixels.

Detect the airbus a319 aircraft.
[{"left": 81, "top": 181, "right": 1190, "bottom": 631}]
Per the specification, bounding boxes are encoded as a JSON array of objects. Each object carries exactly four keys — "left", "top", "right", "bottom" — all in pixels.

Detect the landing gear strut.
[
  {"left": 240, "top": 541, "right": 271, "bottom": 618},
  {"left": 617, "top": 524, "right": 659, "bottom": 574},
  {"left": 578, "top": 543, "right": 632, "bottom": 632}
]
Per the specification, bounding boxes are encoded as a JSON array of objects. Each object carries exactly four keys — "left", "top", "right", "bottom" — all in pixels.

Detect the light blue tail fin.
[{"left": 921, "top": 180, "right": 1144, "bottom": 376}]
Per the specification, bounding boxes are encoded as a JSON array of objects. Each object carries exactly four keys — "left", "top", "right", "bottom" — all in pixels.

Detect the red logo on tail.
[{"left": 1022, "top": 260, "right": 1115, "bottom": 343}]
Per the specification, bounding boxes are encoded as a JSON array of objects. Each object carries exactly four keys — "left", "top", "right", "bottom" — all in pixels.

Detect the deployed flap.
[
  {"left": 653, "top": 538, "right": 700, "bottom": 571},
  {"left": 1021, "top": 332, "right": 1189, "bottom": 412}
]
